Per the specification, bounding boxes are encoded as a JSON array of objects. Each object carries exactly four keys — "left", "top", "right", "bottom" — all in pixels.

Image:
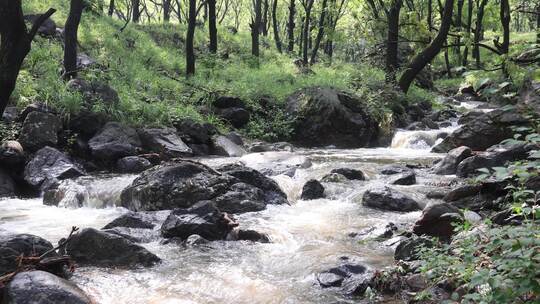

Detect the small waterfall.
[{"left": 391, "top": 124, "right": 458, "bottom": 150}]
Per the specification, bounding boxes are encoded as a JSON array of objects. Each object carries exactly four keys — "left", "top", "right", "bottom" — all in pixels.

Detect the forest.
[{"left": 0, "top": 0, "right": 539, "bottom": 303}]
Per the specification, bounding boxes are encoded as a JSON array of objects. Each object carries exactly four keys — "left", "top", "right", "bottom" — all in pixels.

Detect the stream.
[{"left": 0, "top": 125, "right": 460, "bottom": 304}]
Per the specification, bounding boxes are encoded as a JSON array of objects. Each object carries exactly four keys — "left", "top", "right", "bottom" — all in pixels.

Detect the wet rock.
[
  {"left": 444, "top": 181, "right": 507, "bottom": 211},
  {"left": 18, "top": 112, "right": 60, "bottom": 152},
  {"left": 184, "top": 234, "right": 209, "bottom": 246},
  {"left": 116, "top": 156, "right": 152, "bottom": 173},
  {"left": 211, "top": 135, "right": 247, "bottom": 157},
  {"left": 66, "top": 228, "right": 160, "bottom": 267},
  {"left": 24, "top": 147, "right": 85, "bottom": 191},
  {"left": 218, "top": 107, "right": 250, "bottom": 128},
  {"left": 0, "top": 234, "right": 54, "bottom": 275},
  {"left": 456, "top": 143, "right": 534, "bottom": 177},
  {"left": 426, "top": 190, "right": 447, "bottom": 199},
  {"left": 285, "top": 87, "right": 379, "bottom": 148},
  {"left": 429, "top": 109, "right": 458, "bottom": 122},
  {"left": 413, "top": 203, "right": 463, "bottom": 241},
  {"left": 161, "top": 201, "right": 235, "bottom": 241},
  {"left": 394, "top": 237, "right": 433, "bottom": 261},
  {"left": 213, "top": 96, "right": 246, "bottom": 109},
  {"left": 317, "top": 263, "right": 374, "bottom": 296},
  {"left": 103, "top": 212, "right": 155, "bottom": 230},
  {"left": 174, "top": 119, "right": 217, "bottom": 145},
  {"left": 2, "top": 271, "right": 92, "bottom": 304},
  {"left": 235, "top": 229, "right": 270, "bottom": 243},
  {"left": 225, "top": 132, "right": 244, "bottom": 146},
  {"left": 433, "top": 146, "right": 472, "bottom": 175},
  {"left": 362, "top": 187, "right": 421, "bottom": 212},
  {"left": 67, "top": 78, "right": 119, "bottom": 106},
  {"left": 138, "top": 127, "right": 192, "bottom": 158},
  {"left": 330, "top": 168, "right": 365, "bottom": 180},
  {"left": 301, "top": 179, "right": 325, "bottom": 200},
  {"left": 248, "top": 142, "right": 294, "bottom": 152},
  {"left": 443, "top": 184, "right": 481, "bottom": 202},
  {"left": 24, "top": 15, "right": 57, "bottom": 36},
  {"left": 88, "top": 122, "right": 142, "bottom": 162},
  {"left": 380, "top": 165, "right": 412, "bottom": 175},
  {"left": 389, "top": 171, "right": 416, "bottom": 185},
  {"left": 321, "top": 173, "right": 348, "bottom": 183},
  {"left": 0, "top": 169, "right": 15, "bottom": 198},
  {"left": 352, "top": 223, "right": 400, "bottom": 241}
]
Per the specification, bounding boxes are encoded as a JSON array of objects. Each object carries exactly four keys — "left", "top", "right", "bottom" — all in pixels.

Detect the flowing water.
[{"left": 0, "top": 130, "right": 461, "bottom": 304}]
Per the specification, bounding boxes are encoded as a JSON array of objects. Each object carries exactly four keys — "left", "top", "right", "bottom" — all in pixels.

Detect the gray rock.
[
  {"left": 413, "top": 203, "right": 463, "bottom": 241},
  {"left": 102, "top": 212, "right": 155, "bottom": 230},
  {"left": 362, "top": 187, "right": 421, "bottom": 212},
  {"left": 174, "top": 119, "right": 217, "bottom": 145},
  {"left": 0, "top": 234, "right": 54, "bottom": 276},
  {"left": 380, "top": 165, "right": 412, "bottom": 175},
  {"left": 138, "top": 128, "right": 192, "bottom": 158},
  {"left": 67, "top": 78, "right": 119, "bottom": 107},
  {"left": 394, "top": 237, "right": 433, "bottom": 261},
  {"left": 434, "top": 146, "right": 472, "bottom": 175},
  {"left": 24, "top": 147, "right": 85, "bottom": 191},
  {"left": 116, "top": 156, "right": 152, "bottom": 173},
  {"left": 456, "top": 143, "right": 534, "bottom": 177},
  {"left": 317, "top": 263, "right": 374, "bottom": 296},
  {"left": 88, "top": 122, "right": 142, "bottom": 161},
  {"left": 18, "top": 112, "right": 60, "bottom": 152},
  {"left": 301, "top": 179, "right": 325, "bottom": 200},
  {"left": 389, "top": 171, "right": 416, "bottom": 185},
  {"left": 330, "top": 168, "right": 365, "bottom": 180},
  {"left": 218, "top": 107, "right": 250, "bottom": 128}
]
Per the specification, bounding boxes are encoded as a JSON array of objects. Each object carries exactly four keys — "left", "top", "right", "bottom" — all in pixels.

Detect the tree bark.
[
  {"left": 0, "top": 1, "right": 56, "bottom": 116},
  {"left": 427, "top": 0, "right": 432, "bottom": 34},
  {"left": 251, "top": 0, "right": 262, "bottom": 57},
  {"left": 537, "top": 4, "right": 540, "bottom": 44},
  {"left": 132, "top": 0, "right": 140, "bottom": 22},
  {"left": 462, "top": 0, "right": 472, "bottom": 66},
  {"left": 186, "top": 0, "right": 196, "bottom": 76},
  {"left": 398, "top": 0, "right": 454, "bottom": 93},
  {"left": 108, "top": 0, "right": 115, "bottom": 16},
  {"left": 163, "top": 0, "right": 171, "bottom": 22},
  {"left": 310, "top": 0, "right": 328, "bottom": 64},
  {"left": 272, "top": 0, "right": 283, "bottom": 53},
  {"left": 287, "top": 0, "right": 296, "bottom": 52},
  {"left": 497, "top": 0, "right": 510, "bottom": 54},
  {"left": 455, "top": 0, "right": 464, "bottom": 63},
  {"left": 64, "top": 0, "right": 84, "bottom": 80},
  {"left": 208, "top": 0, "right": 217, "bottom": 53},
  {"left": 386, "top": 0, "right": 402, "bottom": 83},
  {"left": 302, "top": 0, "right": 314, "bottom": 65},
  {"left": 473, "top": 0, "right": 488, "bottom": 69},
  {"left": 262, "top": 0, "right": 269, "bottom": 36}
]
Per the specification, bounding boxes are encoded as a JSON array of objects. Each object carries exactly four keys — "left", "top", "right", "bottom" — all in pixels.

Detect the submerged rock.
[
  {"left": 2, "top": 271, "right": 92, "bottom": 304},
  {"left": 380, "top": 165, "right": 413, "bottom": 175},
  {"left": 301, "top": 179, "right": 325, "bottom": 200},
  {"left": 24, "top": 147, "right": 85, "bottom": 191},
  {"left": 362, "top": 187, "right": 421, "bottom": 212}
]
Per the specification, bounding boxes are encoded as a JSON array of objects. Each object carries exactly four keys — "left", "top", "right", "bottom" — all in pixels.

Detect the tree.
[
  {"left": 495, "top": 0, "right": 510, "bottom": 55},
  {"left": 251, "top": 0, "right": 262, "bottom": 57},
  {"left": 186, "top": 0, "right": 197, "bottom": 76},
  {"left": 208, "top": 0, "right": 218, "bottom": 53},
  {"left": 272, "top": 0, "right": 283, "bottom": 53},
  {"left": 287, "top": 0, "right": 296, "bottom": 52},
  {"left": 132, "top": 0, "right": 140, "bottom": 22},
  {"left": 108, "top": 0, "right": 115, "bottom": 16},
  {"left": 163, "top": 0, "right": 171, "bottom": 22},
  {"left": 386, "top": 0, "right": 403, "bottom": 83},
  {"left": 301, "top": 0, "right": 315, "bottom": 65},
  {"left": 310, "top": 0, "right": 328, "bottom": 63},
  {"left": 0, "top": 1, "right": 56, "bottom": 116},
  {"left": 473, "top": 0, "right": 489, "bottom": 68},
  {"left": 462, "top": 0, "right": 473, "bottom": 65},
  {"left": 64, "top": 0, "right": 85, "bottom": 80},
  {"left": 398, "top": 0, "right": 455, "bottom": 93}
]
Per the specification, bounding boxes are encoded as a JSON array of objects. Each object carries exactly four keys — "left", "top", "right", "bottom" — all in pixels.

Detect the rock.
[
  {"left": 213, "top": 96, "right": 246, "bottom": 109},
  {"left": 406, "top": 274, "right": 428, "bottom": 291},
  {"left": 18, "top": 112, "right": 60, "bottom": 152},
  {"left": 321, "top": 173, "right": 348, "bottom": 183},
  {"left": 432, "top": 109, "right": 527, "bottom": 153},
  {"left": 138, "top": 128, "right": 192, "bottom": 158},
  {"left": 24, "top": 147, "right": 85, "bottom": 191},
  {"left": 317, "top": 263, "right": 373, "bottom": 296},
  {"left": 362, "top": 187, "right": 421, "bottom": 212},
  {"left": 458, "top": 84, "right": 475, "bottom": 95},
  {"left": 394, "top": 237, "right": 433, "bottom": 261},
  {"left": 18, "top": 103, "right": 56, "bottom": 122},
  {"left": 120, "top": 161, "right": 287, "bottom": 213},
  {"left": 330, "top": 168, "right": 365, "bottom": 180},
  {"left": 0, "top": 169, "right": 15, "bottom": 198},
  {"left": 520, "top": 79, "right": 540, "bottom": 114},
  {"left": 2, "top": 271, "right": 92, "bottom": 304},
  {"left": 185, "top": 234, "right": 210, "bottom": 247},
  {"left": 102, "top": 212, "right": 155, "bottom": 230},
  {"left": 285, "top": 87, "right": 379, "bottom": 148},
  {"left": 67, "top": 78, "right": 119, "bottom": 106},
  {"left": 380, "top": 165, "right": 412, "bottom": 175},
  {"left": 2, "top": 107, "right": 19, "bottom": 123},
  {"left": 218, "top": 107, "right": 250, "bottom": 128},
  {"left": 433, "top": 146, "right": 472, "bottom": 175},
  {"left": 426, "top": 190, "right": 447, "bottom": 199},
  {"left": 443, "top": 184, "right": 481, "bottom": 202},
  {"left": 24, "top": 15, "right": 56, "bottom": 36},
  {"left": 225, "top": 132, "right": 244, "bottom": 146},
  {"left": 0, "top": 140, "right": 23, "bottom": 167},
  {"left": 76, "top": 53, "right": 96, "bottom": 69},
  {"left": 66, "top": 228, "right": 160, "bottom": 267},
  {"left": 301, "top": 179, "right": 325, "bottom": 200},
  {"left": 413, "top": 203, "right": 463, "bottom": 241},
  {"left": 0, "top": 234, "right": 54, "bottom": 275},
  {"left": 116, "top": 156, "right": 152, "bottom": 173},
  {"left": 88, "top": 122, "right": 142, "bottom": 162},
  {"left": 211, "top": 135, "right": 247, "bottom": 157},
  {"left": 248, "top": 142, "right": 294, "bottom": 152},
  {"left": 161, "top": 201, "right": 234, "bottom": 240},
  {"left": 235, "top": 229, "right": 270, "bottom": 243},
  {"left": 444, "top": 181, "right": 507, "bottom": 211},
  {"left": 389, "top": 171, "right": 416, "bottom": 185},
  {"left": 174, "top": 119, "right": 217, "bottom": 145},
  {"left": 456, "top": 143, "right": 534, "bottom": 177},
  {"left": 525, "top": 175, "right": 540, "bottom": 191},
  {"left": 68, "top": 110, "right": 107, "bottom": 138}
]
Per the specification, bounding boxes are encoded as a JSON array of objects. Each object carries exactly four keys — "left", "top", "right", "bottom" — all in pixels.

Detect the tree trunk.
[
  {"left": 287, "top": 0, "right": 296, "bottom": 52},
  {"left": 262, "top": 0, "right": 269, "bottom": 36},
  {"left": 473, "top": 0, "right": 488, "bottom": 69},
  {"left": 498, "top": 0, "right": 510, "bottom": 54},
  {"left": 64, "top": 0, "right": 84, "bottom": 80},
  {"left": 462, "top": 0, "right": 472, "bottom": 66},
  {"left": 444, "top": 41, "right": 452, "bottom": 77},
  {"left": 251, "top": 0, "right": 262, "bottom": 57},
  {"left": 455, "top": 0, "right": 464, "bottom": 64},
  {"left": 108, "top": 0, "right": 115, "bottom": 16},
  {"left": 398, "top": 0, "right": 454, "bottom": 93},
  {"left": 537, "top": 4, "right": 540, "bottom": 44},
  {"left": 298, "top": 17, "right": 304, "bottom": 57},
  {"left": 186, "top": 0, "right": 196, "bottom": 76},
  {"left": 132, "top": 0, "right": 140, "bottom": 22},
  {"left": 302, "top": 0, "right": 314, "bottom": 65},
  {"left": 208, "top": 0, "right": 217, "bottom": 53},
  {"left": 427, "top": 0, "right": 432, "bottom": 34},
  {"left": 163, "top": 0, "right": 171, "bottom": 22},
  {"left": 0, "top": 1, "right": 56, "bottom": 116},
  {"left": 310, "top": 0, "right": 328, "bottom": 64},
  {"left": 272, "top": 0, "right": 283, "bottom": 53},
  {"left": 386, "top": 0, "right": 402, "bottom": 83}
]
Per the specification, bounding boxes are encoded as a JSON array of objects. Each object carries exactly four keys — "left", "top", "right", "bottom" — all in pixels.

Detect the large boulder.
[
  {"left": 88, "top": 122, "right": 142, "bottom": 162},
  {"left": 456, "top": 143, "right": 535, "bottom": 177},
  {"left": 433, "top": 146, "right": 472, "bottom": 175},
  {"left": 120, "top": 161, "right": 288, "bottom": 213},
  {"left": 65, "top": 228, "right": 160, "bottom": 267},
  {"left": 362, "top": 187, "right": 421, "bottom": 212},
  {"left": 300, "top": 179, "right": 325, "bottom": 200},
  {"left": 0, "top": 169, "right": 15, "bottom": 198},
  {"left": 24, "top": 147, "right": 85, "bottom": 191},
  {"left": 432, "top": 109, "right": 528, "bottom": 152},
  {"left": 0, "top": 234, "right": 54, "bottom": 276},
  {"left": 2, "top": 271, "right": 93, "bottom": 304},
  {"left": 317, "top": 263, "right": 374, "bottom": 296},
  {"left": 285, "top": 87, "right": 379, "bottom": 148},
  {"left": 161, "top": 201, "right": 235, "bottom": 240},
  {"left": 138, "top": 128, "right": 192, "bottom": 158},
  {"left": 213, "top": 96, "right": 246, "bottom": 109},
  {"left": 18, "top": 112, "right": 60, "bottom": 152},
  {"left": 217, "top": 107, "right": 250, "bottom": 128},
  {"left": 413, "top": 203, "right": 463, "bottom": 241}
]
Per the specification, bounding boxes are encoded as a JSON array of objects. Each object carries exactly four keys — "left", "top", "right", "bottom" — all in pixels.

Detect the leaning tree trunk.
[
  {"left": 386, "top": 0, "right": 403, "bottom": 83},
  {"left": 287, "top": 0, "right": 296, "bottom": 52},
  {"left": 0, "top": 1, "right": 56, "bottom": 116},
  {"left": 251, "top": 0, "right": 262, "bottom": 57},
  {"left": 310, "top": 0, "right": 328, "bottom": 64},
  {"left": 462, "top": 0, "right": 473, "bottom": 66},
  {"left": 208, "top": 0, "right": 217, "bottom": 53},
  {"left": 272, "top": 0, "right": 283, "bottom": 53},
  {"left": 186, "top": 0, "right": 196, "bottom": 76},
  {"left": 64, "top": 0, "right": 84, "bottom": 80},
  {"left": 108, "top": 0, "right": 115, "bottom": 16},
  {"left": 398, "top": 0, "right": 454, "bottom": 93}
]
